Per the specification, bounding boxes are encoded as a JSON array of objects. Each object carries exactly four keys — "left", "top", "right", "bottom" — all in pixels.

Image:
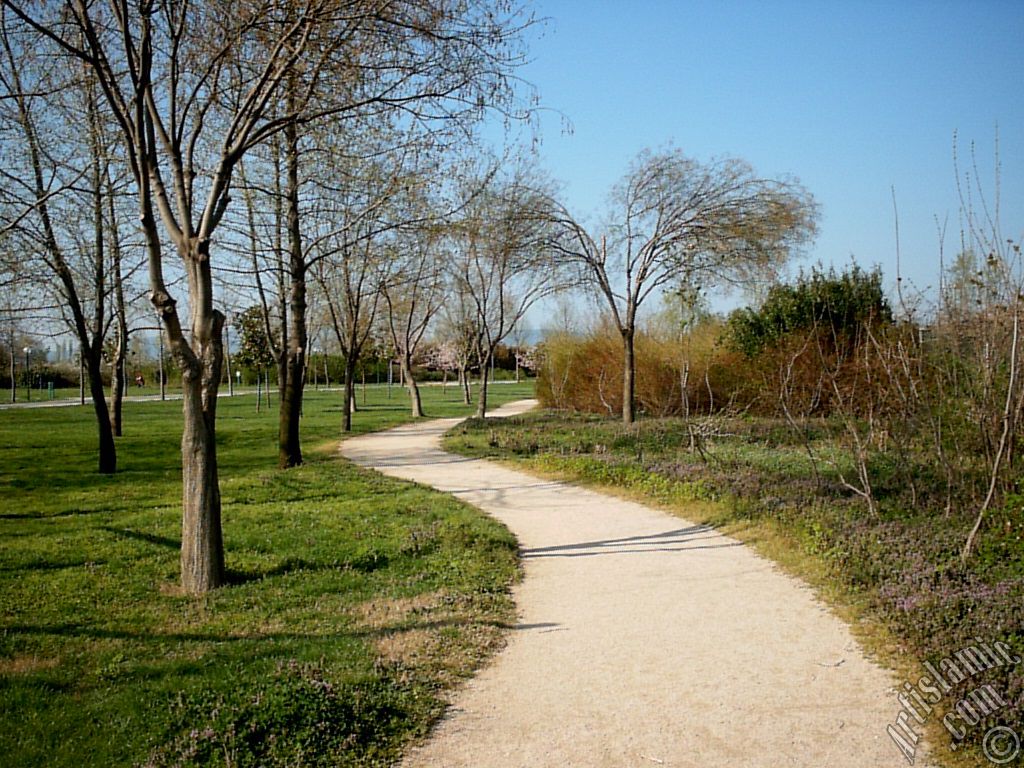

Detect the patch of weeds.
[
  {"left": 529, "top": 454, "right": 714, "bottom": 504},
  {"left": 144, "top": 660, "right": 421, "bottom": 768}
]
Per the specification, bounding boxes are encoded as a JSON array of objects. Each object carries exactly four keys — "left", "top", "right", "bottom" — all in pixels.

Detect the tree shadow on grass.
[
  {"left": 100, "top": 526, "right": 180, "bottom": 549},
  {"left": 227, "top": 551, "right": 392, "bottom": 585},
  {"left": 4, "top": 616, "right": 506, "bottom": 646},
  {"left": 226, "top": 558, "right": 321, "bottom": 585},
  {"left": 0, "top": 507, "right": 118, "bottom": 521},
  {"left": 324, "top": 403, "right": 408, "bottom": 415},
  {"left": 0, "top": 558, "right": 106, "bottom": 573}
]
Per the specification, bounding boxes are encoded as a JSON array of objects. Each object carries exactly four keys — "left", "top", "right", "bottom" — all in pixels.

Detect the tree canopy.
[{"left": 545, "top": 146, "right": 818, "bottom": 423}]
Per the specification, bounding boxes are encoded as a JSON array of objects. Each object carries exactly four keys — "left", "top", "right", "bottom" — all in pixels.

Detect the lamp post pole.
[
  {"left": 157, "top": 318, "right": 166, "bottom": 401},
  {"left": 23, "top": 347, "right": 30, "bottom": 402},
  {"left": 225, "top": 314, "right": 234, "bottom": 396}
]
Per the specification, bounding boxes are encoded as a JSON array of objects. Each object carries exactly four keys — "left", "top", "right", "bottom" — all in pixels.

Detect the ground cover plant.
[
  {"left": 445, "top": 408, "right": 1024, "bottom": 765},
  {"left": 0, "top": 381, "right": 532, "bottom": 767}
]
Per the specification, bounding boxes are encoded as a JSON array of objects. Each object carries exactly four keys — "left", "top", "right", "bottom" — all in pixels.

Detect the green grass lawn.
[{"left": 0, "top": 381, "right": 534, "bottom": 767}]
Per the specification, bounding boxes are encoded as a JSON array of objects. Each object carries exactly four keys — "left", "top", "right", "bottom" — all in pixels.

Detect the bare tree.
[
  {"left": 4, "top": 0, "right": 536, "bottom": 592},
  {"left": 0, "top": 15, "right": 124, "bottom": 472},
  {"left": 452, "top": 165, "right": 570, "bottom": 417},
  {"left": 381, "top": 225, "right": 446, "bottom": 417},
  {"left": 316, "top": 228, "right": 383, "bottom": 432},
  {"left": 437, "top": 281, "right": 481, "bottom": 406},
  {"left": 2, "top": 0, "right": 340, "bottom": 591},
  {"left": 547, "top": 148, "right": 817, "bottom": 424},
  {"left": 0, "top": 259, "right": 35, "bottom": 404},
  {"left": 104, "top": 161, "right": 137, "bottom": 436}
]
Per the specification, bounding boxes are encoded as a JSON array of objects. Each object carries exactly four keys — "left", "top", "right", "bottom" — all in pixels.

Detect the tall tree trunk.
[
  {"left": 278, "top": 112, "right": 306, "bottom": 468},
  {"left": 401, "top": 353, "right": 423, "bottom": 417},
  {"left": 343, "top": 356, "right": 358, "bottom": 432},
  {"left": 279, "top": 348, "right": 304, "bottom": 465},
  {"left": 111, "top": 325, "right": 126, "bottom": 436},
  {"left": 151, "top": 232, "right": 227, "bottom": 594},
  {"left": 85, "top": 350, "right": 116, "bottom": 474},
  {"left": 460, "top": 366, "right": 471, "bottom": 405},
  {"left": 622, "top": 327, "right": 636, "bottom": 425},
  {"left": 351, "top": 365, "right": 359, "bottom": 413},
  {"left": 106, "top": 163, "right": 128, "bottom": 437},
  {"left": 179, "top": 342, "right": 225, "bottom": 594},
  {"left": 476, "top": 350, "right": 491, "bottom": 418},
  {"left": 83, "top": 61, "right": 117, "bottom": 466}
]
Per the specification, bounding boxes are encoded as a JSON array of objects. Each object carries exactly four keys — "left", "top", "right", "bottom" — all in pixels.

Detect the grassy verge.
[
  {"left": 444, "top": 409, "right": 1023, "bottom": 768},
  {"left": 0, "top": 381, "right": 533, "bottom": 767}
]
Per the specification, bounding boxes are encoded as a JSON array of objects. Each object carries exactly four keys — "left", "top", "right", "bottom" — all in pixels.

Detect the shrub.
[
  {"left": 725, "top": 264, "right": 893, "bottom": 359},
  {"left": 535, "top": 319, "right": 737, "bottom": 417}
]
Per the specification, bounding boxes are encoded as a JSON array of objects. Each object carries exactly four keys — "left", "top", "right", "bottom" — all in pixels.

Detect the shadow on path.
[{"left": 520, "top": 525, "right": 741, "bottom": 559}]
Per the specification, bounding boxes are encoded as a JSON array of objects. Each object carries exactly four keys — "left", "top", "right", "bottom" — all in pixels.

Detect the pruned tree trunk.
[
  {"left": 85, "top": 351, "right": 116, "bottom": 474},
  {"left": 176, "top": 310, "right": 226, "bottom": 594},
  {"left": 343, "top": 356, "right": 358, "bottom": 432},
  {"left": 151, "top": 229, "right": 227, "bottom": 594},
  {"left": 460, "top": 366, "right": 471, "bottom": 405},
  {"left": 111, "top": 335, "right": 125, "bottom": 436},
  {"left": 279, "top": 341, "right": 304, "bottom": 466},
  {"left": 278, "top": 115, "right": 306, "bottom": 468},
  {"left": 106, "top": 161, "right": 128, "bottom": 437},
  {"left": 400, "top": 353, "right": 423, "bottom": 417},
  {"left": 172, "top": 294, "right": 226, "bottom": 593},
  {"left": 476, "top": 350, "right": 491, "bottom": 417},
  {"left": 621, "top": 327, "right": 636, "bottom": 425}
]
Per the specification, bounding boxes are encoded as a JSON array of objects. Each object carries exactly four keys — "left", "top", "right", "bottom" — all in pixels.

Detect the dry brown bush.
[{"left": 536, "top": 320, "right": 741, "bottom": 416}]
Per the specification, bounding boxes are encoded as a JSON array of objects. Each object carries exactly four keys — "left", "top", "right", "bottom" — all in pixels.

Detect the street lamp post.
[
  {"left": 23, "top": 347, "right": 30, "bottom": 402},
  {"left": 235, "top": 369, "right": 241, "bottom": 393},
  {"left": 387, "top": 348, "right": 393, "bottom": 399},
  {"left": 225, "top": 314, "right": 234, "bottom": 396},
  {"left": 157, "top": 321, "right": 166, "bottom": 401}
]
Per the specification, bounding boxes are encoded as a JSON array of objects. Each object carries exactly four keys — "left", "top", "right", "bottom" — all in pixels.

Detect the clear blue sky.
[{"left": 511, "top": 0, "right": 1024, "bottom": 317}]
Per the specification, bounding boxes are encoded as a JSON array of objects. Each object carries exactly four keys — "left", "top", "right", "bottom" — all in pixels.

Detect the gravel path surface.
[{"left": 340, "top": 400, "right": 931, "bottom": 768}]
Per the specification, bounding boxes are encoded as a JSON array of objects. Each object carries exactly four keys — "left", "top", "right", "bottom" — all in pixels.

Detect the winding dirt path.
[{"left": 340, "top": 400, "right": 931, "bottom": 768}]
